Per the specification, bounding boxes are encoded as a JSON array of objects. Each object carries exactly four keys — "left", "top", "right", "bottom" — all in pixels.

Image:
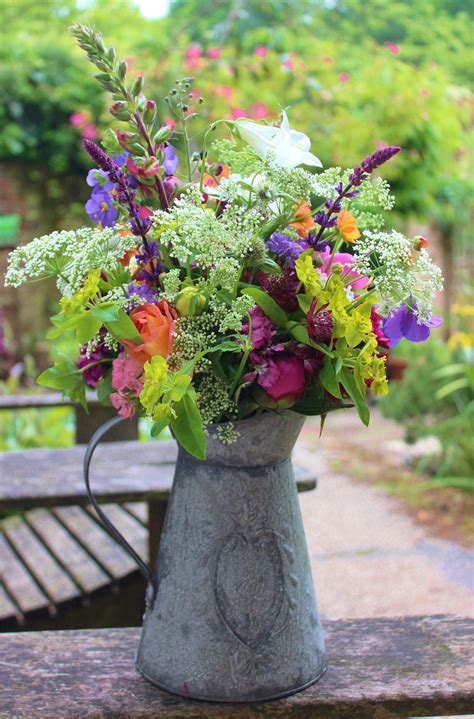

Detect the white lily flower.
[{"left": 236, "top": 111, "right": 322, "bottom": 169}]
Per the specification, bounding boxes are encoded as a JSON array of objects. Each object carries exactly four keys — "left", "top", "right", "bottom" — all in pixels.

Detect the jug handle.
[{"left": 83, "top": 415, "right": 154, "bottom": 588}]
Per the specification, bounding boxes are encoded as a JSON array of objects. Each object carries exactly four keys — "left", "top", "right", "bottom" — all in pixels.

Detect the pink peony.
[
  {"left": 259, "top": 355, "right": 306, "bottom": 404},
  {"left": 110, "top": 391, "right": 136, "bottom": 419}
]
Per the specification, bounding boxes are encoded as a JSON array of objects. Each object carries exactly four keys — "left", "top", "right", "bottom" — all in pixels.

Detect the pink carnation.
[
  {"left": 110, "top": 391, "right": 136, "bottom": 419},
  {"left": 112, "top": 354, "right": 144, "bottom": 397}
]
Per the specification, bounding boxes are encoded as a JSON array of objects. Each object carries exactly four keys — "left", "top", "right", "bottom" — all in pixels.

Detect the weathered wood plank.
[
  {"left": 3, "top": 516, "right": 78, "bottom": 605},
  {"left": 0, "top": 441, "right": 315, "bottom": 510},
  {"left": 0, "top": 582, "right": 19, "bottom": 622},
  {"left": 0, "top": 533, "right": 52, "bottom": 616},
  {"left": 52, "top": 506, "right": 140, "bottom": 579},
  {"left": 0, "top": 616, "right": 472, "bottom": 718},
  {"left": 85, "top": 504, "right": 149, "bottom": 563},
  {"left": 25, "top": 508, "right": 110, "bottom": 595},
  {"left": 123, "top": 502, "right": 148, "bottom": 525}
]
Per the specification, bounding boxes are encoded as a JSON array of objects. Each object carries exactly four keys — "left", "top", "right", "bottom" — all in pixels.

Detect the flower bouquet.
[
  {"left": 4, "top": 26, "right": 445, "bottom": 701},
  {"left": 5, "top": 27, "right": 443, "bottom": 458}
]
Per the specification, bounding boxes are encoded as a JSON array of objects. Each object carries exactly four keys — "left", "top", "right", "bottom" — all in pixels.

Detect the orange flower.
[
  {"left": 123, "top": 301, "right": 175, "bottom": 365},
  {"left": 203, "top": 163, "right": 230, "bottom": 188},
  {"left": 336, "top": 210, "right": 361, "bottom": 243},
  {"left": 290, "top": 202, "right": 315, "bottom": 238}
]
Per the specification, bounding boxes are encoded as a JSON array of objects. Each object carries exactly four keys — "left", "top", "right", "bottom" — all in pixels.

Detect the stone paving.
[{"left": 294, "top": 410, "right": 474, "bottom": 619}]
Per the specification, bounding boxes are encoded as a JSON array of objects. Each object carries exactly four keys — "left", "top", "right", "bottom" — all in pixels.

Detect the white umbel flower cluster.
[
  {"left": 355, "top": 230, "right": 443, "bottom": 321},
  {"left": 5, "top": 226, "right": 136, "bottom": 296}
]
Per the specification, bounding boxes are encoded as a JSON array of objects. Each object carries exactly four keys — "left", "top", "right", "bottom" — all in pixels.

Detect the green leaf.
[
  {"left": 340, "top": 368, "right": 370, "bottom": 426},
  {"left": 170, "top": 394, "right": 206, "bottom": 460},
  {"left": 242, "top": 287, "right": 288, "bottom": 328},
  {"left": 168, "top": 374, "right": 192, "bottom": 403},
  {"left": 96, "top": 374, "right": 113, "bottom": 406},
  {"left": 291, "top": 381, "right": 345, "bottom": 416},
  {"left": 91, "top": 304, "right": 120, "bottom": 322},
  {"left": 46, "top": 313, "right": 83, "bottom": 340},
  {"left": 37, "top": 360, "right": 82, "bottom": 392},
  {"left": 151, "top": 418, "right": 170, "bottom": 437},
  {"left": 104, "top": 309, "right": 142, "bottom": 345},
  {"left": 297, "top": 294, "right": 312, "bottom": 314},
  {"left": 319, "top": 356, "right": 342, "bottom": 399},
  {"left": 76, "top": 313, "right": 102, "bottom": 344},
  {"left": 335, "top": 356, "right": 344, "bottom": 375}
]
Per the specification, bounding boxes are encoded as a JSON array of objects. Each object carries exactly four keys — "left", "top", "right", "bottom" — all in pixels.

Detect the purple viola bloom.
[
  {"left": 383, "top": 304, "right": 443, "bottom": 348},
  {"left": 86, "top": 168, "right": 115, "bottom": 194},
  {"left": 85, "top": 190, "right": 118, "bottom": 227},
  {"left": 266, "top": 233, "right": 308, "bottom": 268},
  {"left": 163, "top": 145, "right": 179, "bottom": 176}
]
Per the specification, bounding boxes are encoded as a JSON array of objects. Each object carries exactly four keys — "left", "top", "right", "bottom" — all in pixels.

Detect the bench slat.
[
  {"left": 0, "top": 533, "right": 51, "bottom": 615},
  {"left": 0, "top": 616, "right": 472, "bottom": 717},
  {"left": 123, "top": 502, "right": 148, "bottom": 525},
  {"left": 0, "top": 583, "right": 20, "bottom": 622},
  {"left": 52, "top": 506, "right": 140, "bottom": 579},
  {"left": 25, "top": 508, "right": 110, "bottom": 595},
  {"left": 3, "top": 516, "right": 79, "bottom": 605},
  {"left": 86, "top": 504, "right": 149, "bottom": 563}
]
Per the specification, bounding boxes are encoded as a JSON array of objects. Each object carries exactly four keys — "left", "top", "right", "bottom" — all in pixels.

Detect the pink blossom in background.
[
  {"left": 230, "top": 107, "right": 249, "bottom": 120},
  {"left": 188, "top": 88, "right": 200, "bottom": 99},
  {"left": 216, "top": 85, "right": 233, "bottom": 99},
  {"left": 385, "top": 42, "right": 400, "bottom": 55},
  {"left": 323, "top": 56, "right": 333, "bottom": 65},
  {"left": 252, "top": 102, "right": 269, "bottom": 120},
  {"left": 207, "top": 47, "right": 221, "bottom": 59},
  {"left": 110, "top": 391, "right": 136, "bottom": 419},
  {"left": 282, "top": 57, "right": 294, "bottom": 72},
  {"left": 375, "top": 140, "right": 389, "bottom": 150},
  {"left": 185, "top": 45, "right": 202, "bottom": 70},
  {"left": 125, "top": 56, "right": 135, "bottom": 71},
  {"left": 420, "top": 88, "right": 430, "bottom": 97},
  {"left": 70, "top": 112, "right": 87, "bottom": 127},
  {"left": 254, "top": 45, "right": 268, "bottom": 58},
  {"left": 81, "top": 124, "right": 99, "bottom": 141},
  {"left": 165, "top": 118, "right": 176, "bottom": 131},
  {"left": 339, "top": 72, "right": 350, "bottom": 83}
]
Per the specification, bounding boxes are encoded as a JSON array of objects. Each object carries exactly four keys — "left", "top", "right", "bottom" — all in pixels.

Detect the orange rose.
[
  {"left": 123, "top": 301, "right": 175, "bottom": 365},
  {"left": 290, "top": 201, "right": 315, "bottom": 238},
  {"left": 336, "top": 210, "right": 361, "bottom": 243}
]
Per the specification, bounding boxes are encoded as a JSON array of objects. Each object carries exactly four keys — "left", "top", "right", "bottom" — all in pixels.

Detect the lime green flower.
[
  {"left": 139, "top": 356, "right": 168, "bottom": 415},
  {"left": 295, "top": 254, "right": 320, "bottom": 297},
  {"left": 60, "top": 269, "right": 101, "bottom": 317}
]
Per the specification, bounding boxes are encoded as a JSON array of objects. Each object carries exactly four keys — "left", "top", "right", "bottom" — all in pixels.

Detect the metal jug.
[{"left": 84, "top": 410, "right": 326, "bottom": 702}]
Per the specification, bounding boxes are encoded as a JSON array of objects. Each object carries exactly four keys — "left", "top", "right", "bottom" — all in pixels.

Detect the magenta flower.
[
  {"left": 111, "top": 354, "right": 144, "bottom": 397},
  {"left": 254, "top": 45, "right": 268, "bottom": 58},
  {"left": 241, "top": 306, "right": 276, "bottom": 350},
  {"left": 259, "top": 355, "right": 306, "bottom": 404},
  {"left": 383, "top": 304, "right": 443, "bottom": 347},
  {"left": 110, "top": 391, "right": 136, "bottom": 419},
  {"left": 319, "top": 246, "right": 369, "bottom": 289}
]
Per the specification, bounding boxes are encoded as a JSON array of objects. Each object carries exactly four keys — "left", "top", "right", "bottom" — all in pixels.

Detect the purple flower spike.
[
  {"left": 267, "top": 233, "right": 308, "bottom": 268},
  {"left": 383, "top": 304, "right": 443, "bottom": 348}
]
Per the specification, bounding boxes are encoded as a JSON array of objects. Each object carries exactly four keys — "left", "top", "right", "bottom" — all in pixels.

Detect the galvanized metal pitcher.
[{"left": 84, "top": 410, "right": 326, "bottom": 702}]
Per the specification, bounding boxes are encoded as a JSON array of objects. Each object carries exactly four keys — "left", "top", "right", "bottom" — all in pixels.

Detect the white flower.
[{"left": 236, "top": 111, "right": 322, "bottom": 169}]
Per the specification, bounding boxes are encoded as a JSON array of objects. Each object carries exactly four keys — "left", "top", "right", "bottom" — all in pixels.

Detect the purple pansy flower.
[
  {"left": 266, "top": 233, "right": 308, "bottom": 268},
  {"left": 163, "top": 145, "right": 179, "bottom": 176},
  {"left": 85, "top": 190, "right": 118, "bottom": 227},
  {"left": 383, "top": 304, "right": 443, "bottom": 347}
]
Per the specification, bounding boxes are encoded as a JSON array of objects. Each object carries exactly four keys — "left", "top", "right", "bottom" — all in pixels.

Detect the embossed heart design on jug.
[{"left": 214, "top": 528, "right": 286, "bottom": 649}]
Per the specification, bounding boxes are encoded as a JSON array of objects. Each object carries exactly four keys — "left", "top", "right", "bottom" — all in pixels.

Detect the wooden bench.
[
  {"left": 0, "top": 441, "right": 316, "bottom": 631},
  {"left": 0, "top": 615, "right": 472, "bottom": 718}
]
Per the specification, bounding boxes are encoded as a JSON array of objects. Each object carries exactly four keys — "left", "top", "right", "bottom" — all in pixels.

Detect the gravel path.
[{"left": 294, "top": 412, "right": 474, "bottom": 619}]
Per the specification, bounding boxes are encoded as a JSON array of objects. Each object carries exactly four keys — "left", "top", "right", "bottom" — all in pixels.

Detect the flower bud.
[
  {"left": 143, "top": 99, "right": 157, "bottom": 124},
  {"left": 110, "top": 101, "right": 130, "bottom": 121},
  {"left": 153, "top": 126, "right": 173, "bottom": 145},
  {"left": 131, "top": 74, "right": 144, "bottom": 97},
  {"left": 331, "top": 263, "right": 344, "bottom": 274},
  {"left": 413, "top": 235, "right": 428, "bottom": 250},
  {"left": 175, "top": 286, "right": 207, "bottom": 317}
]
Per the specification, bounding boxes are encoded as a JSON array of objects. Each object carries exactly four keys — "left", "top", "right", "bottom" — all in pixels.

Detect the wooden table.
[
  {"left": 0, "top": 615, "right": 472, "bottom": 718},
  {"left": 0, "top": 441, "right": 316, "bottom": 631}
]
